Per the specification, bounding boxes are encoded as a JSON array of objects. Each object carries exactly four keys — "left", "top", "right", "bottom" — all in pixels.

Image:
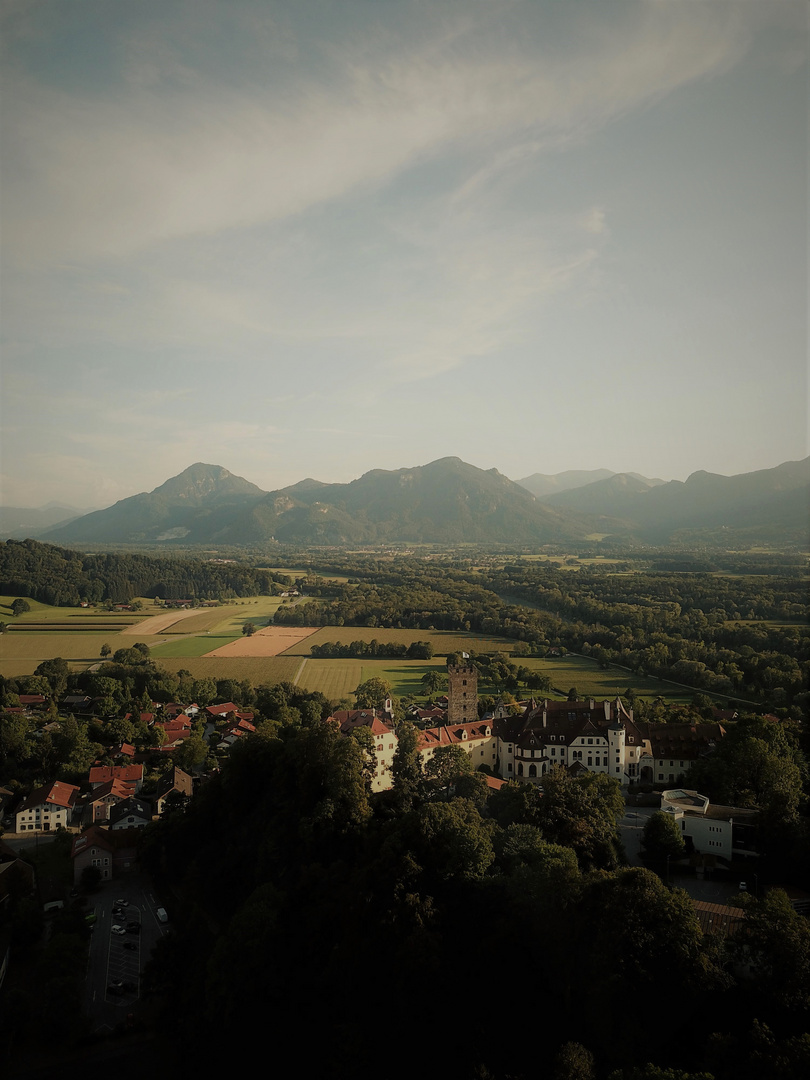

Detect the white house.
[
  {"left": 495, "top": 698, "right": 650, "bottom": 785},
  {"left": 15, "top": 780, "right": 79, "bottom": 832},
  {"left": 659, "top": 788, "right": 759, "bottom": 864},
  {"left": 330, "top": 709, "right": 397, "bottom": 793}
]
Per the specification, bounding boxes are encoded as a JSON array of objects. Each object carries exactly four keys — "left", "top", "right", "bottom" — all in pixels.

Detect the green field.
[
  {"left": 0, "top": 595, "right": 142, "bottom": 624},
  {"left": 295, "top": 659, "right": 364, "bottom": 699},
  {"left": 0, "top": 632, "right": 139, "bottom": 676},
  {"left": 516, "top": 655, "right": 697, "bottom": 705},
  {"left": 0, "top": 595, "right": 724, "bottom": 707},
  {"left": 281, "top": 626, "right": 527, "bottom": 657},
  {"left": 148, "top": 634, "right": 241, "bottom": 658}
]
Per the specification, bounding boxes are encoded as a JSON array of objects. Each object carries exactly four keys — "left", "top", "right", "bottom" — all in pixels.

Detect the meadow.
[
  {"left": 280, "top": 626, "right": 525, "bottom": 657},
  {"left": 0, "top": 595, "right": 713, "bottom": 706}
]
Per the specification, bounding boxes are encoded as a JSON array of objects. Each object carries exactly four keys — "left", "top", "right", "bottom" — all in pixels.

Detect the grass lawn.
[
  {"left": 359, "top": 660, "right": 438, "bottom": 699},
  {"left": 296, "top": 659, "right": 363, "bottom": 699},
  {"left": 518, "top": 655, "right": 700, "bottom": 705},
  {"left": 148, "top": 634, "right": 241, "bottom": 658}
]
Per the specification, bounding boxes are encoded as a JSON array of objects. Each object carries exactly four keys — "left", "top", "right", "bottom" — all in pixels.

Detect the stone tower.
[{"left": 447, "top": 661, "right": 478, "bottom": 725}]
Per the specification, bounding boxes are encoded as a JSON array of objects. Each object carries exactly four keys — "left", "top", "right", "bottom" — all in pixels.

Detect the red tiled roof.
[
  {"left": 87, "top": 778, "right": 136, "bottom": 802},
  {"left": 89, "top": 764, "right": 143, "bottom": 786},
  {"left": 333, "top": 711, "right": 393, "bottom": 737},
  {"left": 20, "top": 780, "right": 80, "bottom": 812}
]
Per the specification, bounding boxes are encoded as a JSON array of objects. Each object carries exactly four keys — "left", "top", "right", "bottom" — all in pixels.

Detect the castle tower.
[{"left": 447, "top": 661, "right": 478, "bottom": 725}]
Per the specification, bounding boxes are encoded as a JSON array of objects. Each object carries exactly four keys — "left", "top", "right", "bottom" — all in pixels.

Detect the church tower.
[{"left": 447, "top": 660, "right": 478, "bottom": 725}]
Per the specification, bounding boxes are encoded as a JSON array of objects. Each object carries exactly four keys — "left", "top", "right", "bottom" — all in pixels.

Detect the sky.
[{"left": 1, "top": 0, "right": 807, "bottom": 509}]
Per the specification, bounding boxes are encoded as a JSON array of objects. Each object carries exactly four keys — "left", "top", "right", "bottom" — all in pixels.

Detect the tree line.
[{"left": 0, "top": 538, "right": 289, "bottom": 605}]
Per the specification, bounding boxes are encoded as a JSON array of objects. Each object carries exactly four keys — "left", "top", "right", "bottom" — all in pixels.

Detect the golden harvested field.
[
  {"left": 152, "top": 655, "right": 303, "bottom": 684},
  {"left": 120, "top": 609, "right": 218, "bottom": 635},
  {"left": 206, "top": 626, "right": 320, "bottom": 657},
  {"left": 0, "top": 632, "right": 167, "bottom": 677}
]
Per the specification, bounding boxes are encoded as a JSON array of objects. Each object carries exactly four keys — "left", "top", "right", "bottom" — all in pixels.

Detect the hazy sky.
[{"left": 1, "top": 0, "right": 807, "bottom": 509}]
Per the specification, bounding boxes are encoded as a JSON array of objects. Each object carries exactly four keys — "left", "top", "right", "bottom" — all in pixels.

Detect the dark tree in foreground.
[{"left": 641, "top": 810, "right": 687, "bottom": 867}]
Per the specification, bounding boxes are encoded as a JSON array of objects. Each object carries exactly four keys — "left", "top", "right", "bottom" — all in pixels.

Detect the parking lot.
[{"left": 82, "top": 877, "right": 169, "bottom": 1027}]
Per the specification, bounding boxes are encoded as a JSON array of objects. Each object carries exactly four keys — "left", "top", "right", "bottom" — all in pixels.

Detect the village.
[{"left": 2, "top": 660, "right": 761, "bottom": 891}]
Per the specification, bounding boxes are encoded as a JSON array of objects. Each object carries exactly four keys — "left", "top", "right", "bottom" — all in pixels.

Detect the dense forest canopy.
[{"left": 0, "top": 538, "right": 288, "bottom": 603}]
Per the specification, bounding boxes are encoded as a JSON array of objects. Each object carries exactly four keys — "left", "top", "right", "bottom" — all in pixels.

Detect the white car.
[
  {"left": 114, "top": 898, "right": 129, "bottom": 907},
  {"left": 111, "top": 925, "right": 126, "bottom": 935}
]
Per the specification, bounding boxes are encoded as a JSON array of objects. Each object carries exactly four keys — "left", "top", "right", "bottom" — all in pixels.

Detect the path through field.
[{"left": 120, "top": 610, "right": 211, "bottom": 635}]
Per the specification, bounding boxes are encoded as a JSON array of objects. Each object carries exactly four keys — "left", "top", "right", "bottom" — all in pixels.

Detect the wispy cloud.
[{"left": 2, "top": 1, "right": 753, "bottom": 267}]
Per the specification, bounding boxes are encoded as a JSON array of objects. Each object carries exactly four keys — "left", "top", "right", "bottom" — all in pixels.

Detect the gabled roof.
[
  {"left": 109, "top": 796, "right": 151, "bottom": 824},
  {"left": 205, "top": 702, "right": 240, "bottom": 717},
  {"left": 155, "top": 766, "right": 193, "bottom": 800},
  {"left": 71, "top": 825, "right": 115, "bottom": 858},
  {"left": 71, "top": 824, "right": 140, "bottom": 858},
  {"left": 89, "top": 763, "right": 143, "bottom": 786},
  {"left": 648, "top": 723, "right": 725, "bottom": 759},
  {"left": 692, "top": 900, "right": 745, "bottom": 937},
  {"left": 87, "top": 778, "right": 136, "bottom": 803},
  {"left": 19, "top": 780, "right": 79, "bottom": 812},
  {"left": 332, "top": 710, "right": 394, "bottom": 736},
  {"left": 416, "top": 720, "right": 493, "bottom": 750}
]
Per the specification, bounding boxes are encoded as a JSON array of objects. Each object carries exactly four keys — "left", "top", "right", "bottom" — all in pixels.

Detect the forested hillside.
[
  {"left": 0, "top": 539, "right": 285, "bottom": 604},
  {"left": 138, "top": 697, "right": 810, "bottom": 1079}
]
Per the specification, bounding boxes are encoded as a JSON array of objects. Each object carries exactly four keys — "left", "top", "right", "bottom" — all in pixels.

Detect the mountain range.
[{"left": 6, "top": 456, "right": 809, "bottom": 547}]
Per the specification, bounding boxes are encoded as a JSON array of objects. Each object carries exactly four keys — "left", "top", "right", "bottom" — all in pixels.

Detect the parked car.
[
  {"left": 125, "top": 924, "right": 141, "bottom": 934},
  {"left": 122, "top": 941, "right": 138, "bottom": 951},
  {"left": 114, "top": 898, "right": 129, "bottom": 907},
  {"left": 112, "top": 925, "right": 126, "bottom": 935}
]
